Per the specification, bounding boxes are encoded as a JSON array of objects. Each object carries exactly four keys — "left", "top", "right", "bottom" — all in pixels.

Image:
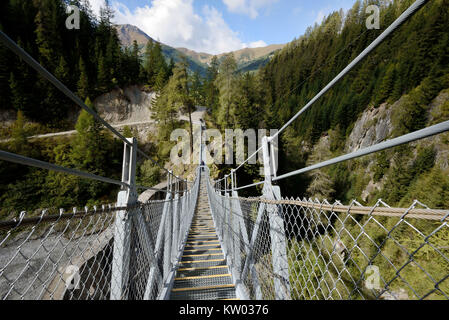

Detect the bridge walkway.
[{"left": 169, "top": 172, "right": 237, "bottom": 300}]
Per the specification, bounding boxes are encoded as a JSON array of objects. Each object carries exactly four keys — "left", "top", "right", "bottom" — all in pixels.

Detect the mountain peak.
[
  {"left": 114, "top": 24, "right": 285, "bottom": 73},
  {"left": 114, "top": 24, "right": 154, "bottom": 47}
]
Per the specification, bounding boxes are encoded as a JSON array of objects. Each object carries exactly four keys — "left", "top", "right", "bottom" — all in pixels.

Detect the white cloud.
[
  {"left": 223, "top": 0, "right": 278, "bottom": 19},
  {"left": 87, "top": 0, "right": 104, "bottom": 17},
  {"left": 89, "top": 0, "right": 267, "bottom": 54}
]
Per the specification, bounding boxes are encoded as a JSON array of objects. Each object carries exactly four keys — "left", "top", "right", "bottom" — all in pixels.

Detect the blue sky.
[{"left": 88, "top": 0, "right": 356, "bottom": 54}]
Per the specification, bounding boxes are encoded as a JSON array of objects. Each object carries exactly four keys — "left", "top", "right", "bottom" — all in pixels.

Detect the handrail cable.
[
  {"left": 0, "top": 149, "right": 127, "bottom": 188},
  {"left": 271, "top": 0, "right": 429, "bottom": 142},
  {"left": 227, "top": 0, "right": 430, "bottom": 180},
  {"left": 232, "top": 26, "right": 373, "bottom": 172},
  {"left": 222, "top": 0, "right": 432, "bottom": 189},
  {"left": 0, "top": 149, "right": 176, "bottom": 194},
  {"left": 0, "top": 30, "right": 185, "bottom": 184}
]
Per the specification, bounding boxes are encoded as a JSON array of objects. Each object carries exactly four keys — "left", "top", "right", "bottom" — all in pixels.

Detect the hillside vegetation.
[
  {"left": 0, "top": 0, "right": 143, "bottom": 128},
  {"left": 204, "top": 0, "right": 449, "bottom": 210},
  {"left": 196, "top": 0, "right": 449, "bottom": 300},
  {"left": 0, "top": 0, "right": 163, "bottom": 216}
]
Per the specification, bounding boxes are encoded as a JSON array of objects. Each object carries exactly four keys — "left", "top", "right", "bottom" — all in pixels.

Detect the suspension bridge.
[{"left": 0, "top": 0, "right": 448, "bottom": 300}]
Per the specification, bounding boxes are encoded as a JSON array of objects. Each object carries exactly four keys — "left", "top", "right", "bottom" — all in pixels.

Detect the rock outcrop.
[{"left": 94, "top": 85, "right": 155, "bottom": 125}]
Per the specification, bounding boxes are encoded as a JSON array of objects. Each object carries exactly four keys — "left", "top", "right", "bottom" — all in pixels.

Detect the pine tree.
[
  {"left": 34, "top": 0, "right": 64, "bottom": 70},
  {"left": 8, "top": 39, "right": 34, "bottom": 117},
  {"left": 143, "top": 39, "right": 155, "bottom": 85},
  {"left": 99, "top": 0, "right": 114, "bottom": 28},
  {"left": 170, "top": 59, "right": 194, "bottom": 153},
  {"left": 154, "top": 67, "right": 167, "bottom": 91},
  {"left": 50, "top": 55, "right": 70, "bottom": 121},
  {"left": 10, "top": 110, "right": 29, "bottom": 156},
  {"left": 97, "top": 54, "right": 108, "bottom": 92},
  {"left": 105, "top": 32, "right": 120, "bottom": 86},
  {"left": 152, "top": 42, "right": 168, "bottom": 87},
  {"left": 9, "top": 73, "right": 26, "bottom": 111},
  {"left": 167, "top": 58, "right": 175, "bottom": 78},
  {"left": 205, "top": 56, "right": 219, "bottom": 114},
  {"left": 215, "top": 54, "right": 237, "bottom": 128},
  {"left": 77, "top": 57, "right": 90, "bottom": 100},
  {"left": 375, "top": 64, "right": 396, "bottom": 105},
  {"left": 233, "top": 72, "right": 263, "bottom": 129},
  {"left": 0, "top": 39, "right": 11, "bottom": 111},
  {"left": 131, "top": 40, "right": 141, "bottom": 81},
  {"left": 305, "top": 142, "right": 335, "bottom": 200},
  {"left": 123, "top": 125, "right": 133, "bottom": 138},
  {"left": 71, "top": 98, "right": 106, "bottom": 172},
  {"left": 190, "top": 71, "right": 204, "bottom": 106}
]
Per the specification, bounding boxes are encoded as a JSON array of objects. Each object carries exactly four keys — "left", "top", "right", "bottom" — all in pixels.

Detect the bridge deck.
[{"left": 170, "top": 173, "right": 237, "bottom": 300}]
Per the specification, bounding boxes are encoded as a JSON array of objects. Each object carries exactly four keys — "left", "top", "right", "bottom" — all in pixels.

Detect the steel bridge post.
[
  {"left": 262, "top": 136, "right": 291, "bottom": 300},
  {"left": 163, "top": 171, "right": 174, "bottom": 279},
  {"left": 231, "top": 188, "right": 250, "bottom": 300},
  {"left": 111, "top": 137, "right": 137, "bottom": 300},
  {"left": 224, "top": 192, "right": 232, "bottom": 267},
  {"left": 172, "top": 183, "right": 180, "bottom": 264}
]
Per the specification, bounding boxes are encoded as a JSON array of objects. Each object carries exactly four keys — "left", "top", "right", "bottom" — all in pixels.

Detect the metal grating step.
[
  {"left": 173, "top": 275, "right": 233, "bottom": 289},
  {"left": 189, "top": 232, "right": 216, "bottom": 236},
  {"left": 182, "top": 253, "right": 224, "bottom": 261},
  {"left": 188, "top": 235, "right": 218, "bottom": 239},
  {"left": 184, "top": 245, "right": 221, "bottom": 251},
  {"left": 185, "top": 241, "right": 220, "bottom": 245},
  {"left": 182, "top": 248, "right": 222, "bottom": 255},
  {"left": 179, "top": 259, "right": 226, "bottom": 269},
  {"left": 187, "top": 238, "right": 219, "bottom": 242},
  {"left": 176, "top": 266, "right": 230, "bottom": 278},
  {"left": 185, "top": 240, "right": 220, "bottom": 244},
  {"left": 170, "top": 285, "right": 236, "bottom": 300},
  {"left": 170, "top": 174, "right": 236, "bottom": 300}
]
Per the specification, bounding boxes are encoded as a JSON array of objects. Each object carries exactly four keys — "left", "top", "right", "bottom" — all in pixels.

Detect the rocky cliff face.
[
  {"left": 306, "top": 89, "right": 449, "bottom": 203},
  {"left": 94, "top": 85, "right": 155, "bottom": 125},
  {"left": 346, "top": 102, "right": 393, "bottom": 153}
]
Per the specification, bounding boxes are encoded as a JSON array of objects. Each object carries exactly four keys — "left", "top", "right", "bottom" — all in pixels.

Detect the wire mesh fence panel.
[
  {"left": 206, "top": 173, "right": 449, "bottom": 300},
  {"left": 0, "top": 206, "right": 116, "bottom": 300},
  {"left": 0, "top": 168, "right": 201, "bottom": 300}
]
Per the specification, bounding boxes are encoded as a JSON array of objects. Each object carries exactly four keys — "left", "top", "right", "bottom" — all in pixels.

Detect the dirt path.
[{"left": 1, "top": 107, "right": 207, "bottom": 143}]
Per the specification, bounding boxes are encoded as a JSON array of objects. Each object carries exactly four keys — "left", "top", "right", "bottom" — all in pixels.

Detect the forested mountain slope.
[
  {"left": 0, "top": 1, "right": 162, "bottom": 215},
  {"left": 206, "top": 0, "right": 449, "bottom": 208},
  {"left": 0, "top": 0, "right": 142, "bottom": 128}
]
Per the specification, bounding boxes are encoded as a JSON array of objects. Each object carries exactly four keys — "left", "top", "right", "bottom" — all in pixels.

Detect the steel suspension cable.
[
  {"left": 229, "top": 0, "right": 430, "bottom": 180},
  {"left": 271, "top": 0, "right": 429, "bottom": 141},
  {"left": 0, "top": 149, "right": 127, "bottom": 187},
  {"left": 273, "top": 120, "right": 449, "bottom": 182},
  {"left": 0, "top": 30, "right": 185, "bottom": 184}
]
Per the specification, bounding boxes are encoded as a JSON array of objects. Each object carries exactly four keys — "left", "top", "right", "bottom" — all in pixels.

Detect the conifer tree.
[
  {"left": 131, "top": 40, "right": 141, "bottom": 81},
  {"left": 215, "top": 54, "right": 237, "bottom": 128},
  {"left": 375, "top": 64, "right": 396, "bottom": 105},
  {"left": 205, "top": 56, "right": 220, "bottom": 114},
  {"left": 190, "top": 71, "right": 204, "bottom": 106},
  {"left": 169, "top": 60, "right": 194, "bottom": 153},
  {"left": 9, "top": 73, "right": 26, "bottom": 112},
  {"left": 71, "top": 98, "right": 106, "bottom": 172},
  {"left": 97, "top": 54, "right": 108, "bottom": 92},
  {"left": 77, "top": 57, "right": 90, "bottom": 100},
  {"left": 10, "top": 110, "right": 29, "bottom": 156},
  {"left": 143, "top": 39, "right": 155, "bottom": 85}
]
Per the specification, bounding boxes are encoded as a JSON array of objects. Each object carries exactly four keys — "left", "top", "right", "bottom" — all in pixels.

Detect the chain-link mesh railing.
[
  {"left": 206, "top": 172, "right": 449, "bottom": 300},
  {"left": 0, "top": 168, "right": 200, "bottom": 300}
]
